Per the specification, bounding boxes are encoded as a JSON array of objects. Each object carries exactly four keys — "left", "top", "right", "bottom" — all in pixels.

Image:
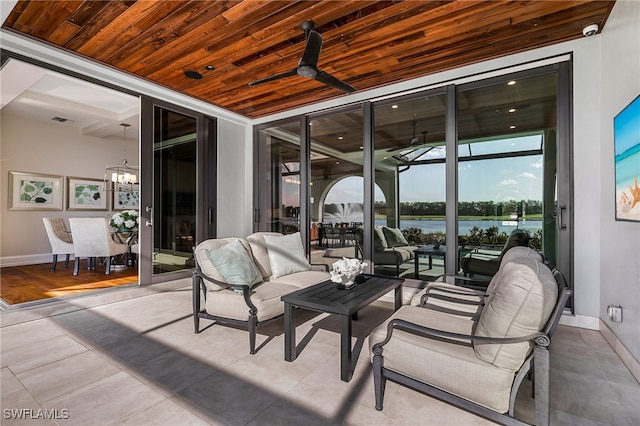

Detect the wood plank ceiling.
[{"left": 3, "top": 0, "right": 615, "bottom": 120}]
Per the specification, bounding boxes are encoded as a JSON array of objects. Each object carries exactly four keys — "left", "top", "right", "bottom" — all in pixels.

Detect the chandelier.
[{"left": 104, "top": 123, "right": 139, "bottom": 191}]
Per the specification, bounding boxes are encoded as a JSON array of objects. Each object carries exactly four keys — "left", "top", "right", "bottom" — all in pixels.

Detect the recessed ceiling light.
[
  {"left": 391, "top": 105, "right": 399, "bottom": 109},
  {"left": 338, "top": 136, "right": 343, "bottom": 140},
  {"left": 508, "top": 108, "right": 516, "bottom": 113},
  {"left": 359, "top": 146, "right": 363, "bottom": 150},
  {"left": 507, "top": 80, "right": 516, "bottom": 86},
  {"left": 510, "top": 125, "right": 516, "bottom": 129},
  {"left": 184, "top": 70, "right": 203, "bottom": 79}
]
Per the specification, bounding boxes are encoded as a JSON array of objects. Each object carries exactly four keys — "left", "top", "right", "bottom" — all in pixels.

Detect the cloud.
[
  {"left": 519, "top": 172, "right": 536, "bottom": 179},
  {"left": 500, "top": 179, "right": 518, "bottom": 185},
  {"left": 531, "top": 159, "right": 543, "bottom": 169}
]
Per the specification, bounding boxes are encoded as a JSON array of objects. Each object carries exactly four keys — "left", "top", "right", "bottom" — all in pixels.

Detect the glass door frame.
[
  {"left": 453, "top": 63, "right": 573, "bottom": 309},
  {"left": 253, "top": 61, "right": 573, "bottom": 310},
  {"left": 139, "top": 96, "right": 217, "bottom": 284}
]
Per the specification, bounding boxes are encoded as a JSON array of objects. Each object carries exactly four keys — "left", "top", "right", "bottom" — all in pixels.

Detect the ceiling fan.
[
  {"left": 248, "top": 21, "right": 357, "bottom": 93},
  {"left": 386, "top": 120, "right": 426, "bottom": 152}
]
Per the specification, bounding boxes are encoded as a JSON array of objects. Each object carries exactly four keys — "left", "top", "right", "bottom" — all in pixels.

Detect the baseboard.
[
  {"left": 599, "top": 320, "right": 640, "bottom": 384},
  {"left": 558, "top": 313, "right": 600, "bottom": 330},
  {"left": 0, "top": 254, "right": 60, "bottom": 267}
]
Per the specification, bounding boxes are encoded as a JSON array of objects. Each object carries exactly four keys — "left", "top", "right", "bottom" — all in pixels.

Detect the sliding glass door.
[
  {"left": 139, "top": 97, "right": 216, "bottom": 284},
  {"left": 254, "top": 61, "right": 572, "bottom": 305},
  {"left": 455, "top": 68, "right": 571, "bottom": 296}
]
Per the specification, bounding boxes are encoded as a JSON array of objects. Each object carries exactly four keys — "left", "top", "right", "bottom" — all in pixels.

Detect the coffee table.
[
  {"left": 414, "top": 244, "right": 447, "bottom": 277},
  {"left": 282, "top": 274, "right": 404, "bottom": 382}
]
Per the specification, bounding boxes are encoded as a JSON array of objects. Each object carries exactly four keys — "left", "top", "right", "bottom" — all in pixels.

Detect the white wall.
[
  {"left": 0, "top": 112, "right": 139, "bottom": 265},
  {"left": 217, "top": 119, "right": 250, "bottom": 238},
  {"left": 598, "top": 0, "right": 640, "bottom": 361}
]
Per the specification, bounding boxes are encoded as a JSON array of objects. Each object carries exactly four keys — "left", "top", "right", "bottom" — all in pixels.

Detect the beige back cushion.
[
  {"left": 246, "top": 232, "right": 283, "bottom": 279},
  {"left": 474, "top": 257, "right": 558, "bottom": 371},
  {"left": 194, "top": 238, "right": 252, "bottom": 291},
  {"left": 484, "top": 246, "right": 544, "bottom": 299}
]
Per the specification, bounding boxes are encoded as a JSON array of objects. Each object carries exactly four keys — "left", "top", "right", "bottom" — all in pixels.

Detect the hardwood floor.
[{"left": 0, "top": 260, "right": 138, "bottom": 305}]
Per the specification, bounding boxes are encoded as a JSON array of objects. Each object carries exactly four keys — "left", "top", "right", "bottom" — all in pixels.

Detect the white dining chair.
[
  {"left": 69, "top": 217, "right": 129, "bottom": 275},
  {"left": 42, "top": 217, "right": 75, "bottom": 271}
]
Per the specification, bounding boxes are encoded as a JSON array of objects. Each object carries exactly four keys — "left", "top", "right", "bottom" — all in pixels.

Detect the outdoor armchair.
[
  {"left": 369, "top": 255, "right": 571, "bottom": 426},
  {"left": 460, "top": 229, "right": 531, "bottom": 278}
]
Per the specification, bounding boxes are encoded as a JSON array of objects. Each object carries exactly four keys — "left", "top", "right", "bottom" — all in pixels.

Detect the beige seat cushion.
[
  {"left": 393, "top": 246, "right": 419, "bottom": 260},
  {"left": 269, "top": 270, "right": 330, "bottom": 289},
  {"left": 474, "top": 257, "right": 557, "bottom": 371},
  {"left": 194, "top": 238, "right": 253, "bottom": 291},
  {"left": 205, "top": 281, "right": 300, "bottom": 322},
  {"left": 368, "top": 306, "right": 515, "bottom": 413}
]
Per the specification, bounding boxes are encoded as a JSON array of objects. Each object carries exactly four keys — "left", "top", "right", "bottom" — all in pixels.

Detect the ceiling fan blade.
[
  {"left": 300, "top": 30, "right": 323, "bottom": 67},
  {"left": 249, "top": 68, "right": 297, "bottom": 86},
  {"left": 315, "top": 70, "right": 357, "bottom": 93}
]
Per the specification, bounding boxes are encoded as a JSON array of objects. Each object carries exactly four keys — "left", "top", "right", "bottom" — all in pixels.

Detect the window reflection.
[{"left": 309, "top": 107, "right": 364, "bottom": 258}]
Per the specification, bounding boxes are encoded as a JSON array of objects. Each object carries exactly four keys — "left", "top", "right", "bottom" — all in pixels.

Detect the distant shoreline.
[{"left": 376, "top": 214, "right": 544, "bottom": 221}]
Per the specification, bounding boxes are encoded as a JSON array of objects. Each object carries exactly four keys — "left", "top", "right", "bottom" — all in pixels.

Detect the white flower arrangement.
[
  {"left": 110, "top": 209, "right": 139, "bottom": 232},
  {"left": 330, "top": 257, "right": 367, "bottom": 287}
]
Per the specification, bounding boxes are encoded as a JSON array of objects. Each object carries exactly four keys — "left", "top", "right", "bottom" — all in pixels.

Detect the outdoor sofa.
[
  {"left": 192, "top": 232, "right": 330, "bottom": 354},
  {"left": 355, "top": 226, "right": 419, "bottom": 275}
]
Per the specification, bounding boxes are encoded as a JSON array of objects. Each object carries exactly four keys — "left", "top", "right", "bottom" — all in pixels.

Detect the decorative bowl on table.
[{"left": 330, "top": 257, "right": 368, "bottom": 289}]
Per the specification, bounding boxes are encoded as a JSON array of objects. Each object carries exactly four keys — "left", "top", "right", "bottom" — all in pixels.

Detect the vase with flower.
[{"left": 110, "top": 209, "right": 139, "bottom": 233}]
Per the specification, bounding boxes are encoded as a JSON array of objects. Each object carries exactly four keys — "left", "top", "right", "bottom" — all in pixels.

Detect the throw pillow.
[
  {"left": 205, "top": 239, "right": 262, "bottom": 289},
  {"left": 382, "top": 226, "right": 409, "bottom": 247},
  {"left": 263, "top": 232, "right": 310, "bottom": 278},
  {"left": 373, "top": 226, "right": 388, "bottom": 250}
]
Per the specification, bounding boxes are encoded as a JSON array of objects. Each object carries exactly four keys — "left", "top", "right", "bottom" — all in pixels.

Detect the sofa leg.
[
  {"left": 249, "top": 314, "right": 257, "bottom": 354},
  {"left": 192, "top": 274, "right": 201, "bottom": 333},
  {"left": 64, "top": 254, "right": 70, "bottom": 268},
  {"left": 73, "top": 257, "right": 80, "bottom": 275},
  {"left": 51, "top": 254, "right": 58, "bottom": 271},
  {"left": 373, "top": 354, "right": 386, "bottom": 410}
]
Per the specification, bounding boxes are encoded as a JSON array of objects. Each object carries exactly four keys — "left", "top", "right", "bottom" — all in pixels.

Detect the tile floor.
[{"left": 1, "top": 280, "right": 638, "bottom": 425}]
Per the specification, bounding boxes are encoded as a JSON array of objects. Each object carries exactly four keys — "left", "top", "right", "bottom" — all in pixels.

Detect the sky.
[
  {"left": 325, "top": 135, "right": 545, "bottom": 204},
  {"left": 614, "top": 94, "right": 640, "bottom": 157}
]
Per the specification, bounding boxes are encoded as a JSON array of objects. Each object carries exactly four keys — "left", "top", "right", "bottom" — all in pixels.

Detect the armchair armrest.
[
  {"left": 310, "top": 263, "right": 329, "bottom": 272},
  {"left": 371, "top": 318, "right": 550, "bottom": 356},
  {"left": 192, "top": 268, "right": 258, "bottom": 313},
  {"left": 420, "top": 284, "right": 486, "bottom": 307},
  {"left": 442, "top": 274, "right": 491, "bottom": 291}
]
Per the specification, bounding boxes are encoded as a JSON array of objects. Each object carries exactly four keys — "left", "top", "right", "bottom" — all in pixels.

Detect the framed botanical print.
[
  {"left": 67, "top": 177, "right": 108, "bottom": 211},
  {"left": 113, "top": 183, "right": 140, "bottom": 210},
  {"left": 8, "top": 171, "right": 63, "bottom": 211}
]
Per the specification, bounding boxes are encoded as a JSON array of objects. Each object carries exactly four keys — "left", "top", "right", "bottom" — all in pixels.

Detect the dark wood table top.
[{"left": 281, "top": 274, "right": 404, "bottom": 316}]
